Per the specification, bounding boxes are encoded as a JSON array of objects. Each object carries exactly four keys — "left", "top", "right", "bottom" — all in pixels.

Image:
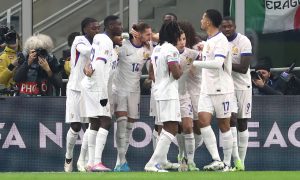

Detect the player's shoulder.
[
  {"left": 162, "top": 42, "right": 177, "bottom": 52},
  {"left": 234, "top": 34, "right": 252, "bottom": 50},
  {"left": 74, "top": 35, "right": 86, "bottom": 42},
  {"left": 94, "top": 34, "right": 113, "bottom": 46},
  {"left": 217, "top": 32, "right": 229, "bottom": 41},
  {"left": 237, "top": 33, "right": 251, "bottom": 43},
  {"left": 72, "top": 35, "right": 88, "bottom": 46},
  {"left": 120, "top": 39, "right": 131, "bottom": 48},
  {"left": 209, "top": 32, "right": 228, "bottom": 45}
]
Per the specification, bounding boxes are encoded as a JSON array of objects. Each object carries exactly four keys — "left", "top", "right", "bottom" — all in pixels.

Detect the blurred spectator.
[
  {"left": 0, "top": 28, "right": 23, "bottom": 95},
  {"left": 13, "top": 34, "right": 62, "bottom": 96},
  {"left": 59, "top": 32, "right": 81, "bottom": 96},
  {"left": 252, "top": 60, "right": 283, "bottom": 95}
]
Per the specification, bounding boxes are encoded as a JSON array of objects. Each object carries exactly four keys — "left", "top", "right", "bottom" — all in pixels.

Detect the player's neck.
[
  {"left": 206, "top": 27, "right": 220, "bottom": 38},
  {"left": 131, "top": 37, "right": 143, "bottom": 47},
  {"left": 104, "top": 31, "right": 114, "bottom": 41}
]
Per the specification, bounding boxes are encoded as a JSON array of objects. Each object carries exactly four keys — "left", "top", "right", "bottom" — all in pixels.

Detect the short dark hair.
[
  {"left": 255, "top": 57, "right": 272, "bottom": 72},
  {"left": 205, "top": 9, "right": 222, "bottom": 28},
  {"left": 158, "top": 21, "right": 181, "bottom": 46},
  {"left": 178, "top": 21, "right": 197, "bottom": 48},
  {"left": 81, "top": 17, "right": 97, "bottom": 35},
  {"left": 163, "top": 12, "right": 177, "bottom": 21},
  {"left": 104, "top": 15, "right": 119, "bottom": 30},
  {"left": 222, "top": 16, "right": 235, "bottom": 24}
]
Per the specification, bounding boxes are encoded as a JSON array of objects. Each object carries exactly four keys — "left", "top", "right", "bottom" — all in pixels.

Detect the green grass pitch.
[{"left": 1, "top": 171, "right": 300, "bottom": 180}]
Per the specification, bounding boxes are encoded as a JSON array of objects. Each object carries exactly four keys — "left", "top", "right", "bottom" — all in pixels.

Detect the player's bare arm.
[
  {"left": 232, "top": 55, "right": 251, "bottom": 74},
  {"left": 169, "top": 62, "right": 183, "bottom": 80}
]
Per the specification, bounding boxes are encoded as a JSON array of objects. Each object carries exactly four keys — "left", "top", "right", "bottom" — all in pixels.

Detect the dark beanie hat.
[
  {"left": 255, "top": 56, "right": 272, "bottom": 72},
  {"left": 255, "top": 63, "right": 271, "bottom": 72}
]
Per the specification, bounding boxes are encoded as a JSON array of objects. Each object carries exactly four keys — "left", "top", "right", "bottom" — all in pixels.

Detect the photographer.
[
  {"left": 14, "top": 34, "right": 62, "bottom": 96},
  {"left": 252, "top": 63, "right": 283, "bottom": 95},
  {"left": 0, "top": 25, "right": 23, "bottom": 92}
]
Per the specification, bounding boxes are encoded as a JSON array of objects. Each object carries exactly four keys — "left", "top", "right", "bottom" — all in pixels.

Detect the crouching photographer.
[
  {"left": 0, "top": 25, "right": 23, "bottom": 92},
  {"left": 252, "top": 63, "right": 283, "bottom": 95},
  {"left": 13, "top": 34, "right": 62, "bottom": 96}
]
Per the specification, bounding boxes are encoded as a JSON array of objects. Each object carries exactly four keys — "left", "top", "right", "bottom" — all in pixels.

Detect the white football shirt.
[
  {"left": 67, "top": 36, "right": 92, "bottom": 91},
  {"left": 229, "top": 33, "right": 252, "bottom": 90},
  {"left": 114, "top": 39, "right": 152, "bottom": 94},
  {"left": 177, "top": 48, "right": 200, "bottom": 95},
  {"left": 151, "top": 42, "right": 180, "bottom": 100},
  {"left": 81, "top": 33, "right": 113, "bottom": 99},
  {"left": 201, "top": 32, "right": 234, "bottom": 95}
]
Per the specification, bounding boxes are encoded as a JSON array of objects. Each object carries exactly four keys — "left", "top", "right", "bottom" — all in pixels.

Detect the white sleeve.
[
  {"left": 240, "top": 36, "right": 252, "bottom": 56},
  {"left": 76, "top": 43, "right": 92, "bottom": 57},
  {"left": 93, "top": 60, "right": 108, "bottom": 98},
  {"left": 91, "top": 42, "right": 111, "bottom": 63},
  {"left": 166, "top": 48, "right": 180, "bottom": 64},
  {"left": 193, "top": 56, "right": 224, "bottom": 69}
]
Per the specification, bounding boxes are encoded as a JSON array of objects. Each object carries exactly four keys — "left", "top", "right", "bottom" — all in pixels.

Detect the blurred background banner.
[
  {"left": 231, "top": 0, "right": 300, "bottom": 33},
  {"left": 0, "top": 96, "right": 300, "bottom": 171}
]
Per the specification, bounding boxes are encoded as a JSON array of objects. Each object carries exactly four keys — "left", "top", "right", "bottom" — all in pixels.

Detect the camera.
[
  {"left": 0, "top": 25, "right": 17, "bottom": 45},
  {"left": 35, "top": 48, "right": 49, "bottom": 59},
  {"left": 251, "top": 71, "right": 262, "bottom": 80},
  {"left": 280, "top": 62, "right": 296, "bottom": 82}
]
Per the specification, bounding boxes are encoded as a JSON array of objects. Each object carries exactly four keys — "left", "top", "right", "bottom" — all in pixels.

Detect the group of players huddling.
[{"left": 64, "top": 9, "right": 252, "bottom": 173}]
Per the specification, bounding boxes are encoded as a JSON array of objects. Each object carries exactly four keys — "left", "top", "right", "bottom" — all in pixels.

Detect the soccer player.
[
  {"left": 150, "top": 11, "right": 178, "bottom": 150},
  {"left": 144, "top": 21, "right": 183, "bottom": 172},
  {"left": 176, "top": 29, "right": 200, "bottom": 171},
  {"left": 113, "top": 22, "right": 153, "bottom": 172},
  {"left": 193, "top": 9, "right": 234, "bottom": 171},
  {"left": 179, "top": 22, "right": 204, "bottom": 154},
  {"left": 64, "top": 17, "right": 100, "bottom": 172},
  {"left": 80, "top": 15, "right": 123, "bottom": 172},
  {"left": 220, "top": 16, "right": 252, "bottom": 171}
]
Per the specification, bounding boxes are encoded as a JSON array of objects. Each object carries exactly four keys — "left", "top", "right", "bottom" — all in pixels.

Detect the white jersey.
[
  {"left": 229, "top": 33, "right": 252, "bottom": 90},
  {"left": 67, "top": 36, "right": 92, "bottom": 91},
  {"left": 108, "top": 46, "right": 119, "bottom": 101},
  {"left": 81, "top": 34, "right": 113, "bottom": 99},
  {"left": 201, "top": 32, "right": 234, "bottom": 95},
  {"left": 152, "top": 42, "right": 180, "bottom": 100},
  {"left": 178, "top": 48, "right": 200, "bottom": 95},
  {"left": 114, "top": 39, "right": 153, "bottom": 94}
]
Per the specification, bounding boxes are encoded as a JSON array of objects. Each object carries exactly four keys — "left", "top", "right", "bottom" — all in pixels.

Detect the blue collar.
[
  {"left": 130, "top": 39, "right": 143, "bottom": 48},
  {"left": 227, "top": 33, "right": 238, "bottom": 42}
]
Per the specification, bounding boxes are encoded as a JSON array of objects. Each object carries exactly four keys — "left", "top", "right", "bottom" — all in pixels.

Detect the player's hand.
[
  {"left": 38, "top": 57, "right": 51, "bottom": 72},
  {"left": 252, "top": 76, "right": 265, "bottom": 88},
  {"left": 143, "top": 78, "right": 152, "bottom": 89},
  {"left": 28, "top": 50, "right": 36, "bottom": 65},
  {"left": 130, "top": 28, "right": 140, "bottom": 38},
  {"left": 84, "top": 63, "right": 94, "bottom": 77},
  {"left": 194, "top": 42, "right": 204, "bottom": 51}
]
